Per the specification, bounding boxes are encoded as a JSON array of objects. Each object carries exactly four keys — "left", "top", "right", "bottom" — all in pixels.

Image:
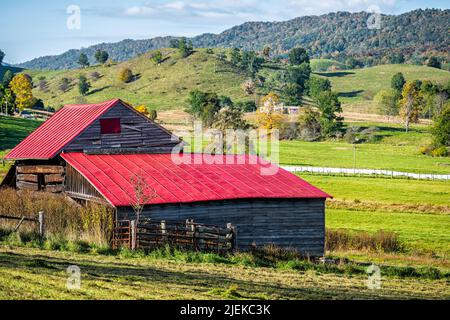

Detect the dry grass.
[
  {"left": 326, "top": 229, "right": 404, "bottom": 253},
  {"left": 0, "top": 189, "right": 113, "bottom": 245},
  {"left": 327, "top": 199, "right": 450, "bottom": 215}
]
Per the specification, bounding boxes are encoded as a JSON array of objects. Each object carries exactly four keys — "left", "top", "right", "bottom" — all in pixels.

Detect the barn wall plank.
[{"left": 117, "top": 198, "right": 325, "bottom": 256}]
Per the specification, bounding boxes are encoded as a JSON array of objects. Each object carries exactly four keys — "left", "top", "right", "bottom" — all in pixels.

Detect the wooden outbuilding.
[{"left": 2, "top": 99, "right": 331, "bottom": 256}]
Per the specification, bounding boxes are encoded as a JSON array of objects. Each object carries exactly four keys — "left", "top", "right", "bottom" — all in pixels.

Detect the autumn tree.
[
  {"left": 9, "top": 74, "right": 35, "bottom": 111},
  {"left": 241, "top": 79, "right": 256, "bottom": 95},
  {"left": 135, "top": 105, "right": 149, "bottom": 116},
  {"left": 94, "top": 50, "right": 109, "bottom": 64},
  {"left": 78, "top": 75, "right": 91, "bottom": 96},
  {"left": 256, "top": 93, "right": 285, "bottom": 130},
  {"left": 118, "top": 68, "right": 133, "bottom": 83},
  {"left": 400, "top": 81, "right": 423, "bottom": 132},
  {"left": 78, "top": 53, "right": 89, "bottom": 68}
]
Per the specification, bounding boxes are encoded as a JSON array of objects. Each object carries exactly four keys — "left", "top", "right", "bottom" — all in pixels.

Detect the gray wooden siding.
[
  {"left": 117, "top": 198, "right": 325, "bottom": 256},
  {"left": 64, "top": 163, "right": 108, "bottom": 203},
  {"left": 64, "top": 102, "right": 180, "bottom": 152}
]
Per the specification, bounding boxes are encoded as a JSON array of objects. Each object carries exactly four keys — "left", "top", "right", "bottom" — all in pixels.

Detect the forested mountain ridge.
[{"left": 15, "top": 9, "right": 449, "bottom": 70}]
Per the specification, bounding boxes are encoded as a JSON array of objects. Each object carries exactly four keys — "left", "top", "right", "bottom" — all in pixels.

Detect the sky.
[{"left": 0, "top": 0, "right": 448, "bottom": 64}]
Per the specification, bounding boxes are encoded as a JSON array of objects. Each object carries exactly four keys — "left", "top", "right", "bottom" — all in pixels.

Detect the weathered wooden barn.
[{"left": 2, "top": 99, "right": 331, "bottom": 255}]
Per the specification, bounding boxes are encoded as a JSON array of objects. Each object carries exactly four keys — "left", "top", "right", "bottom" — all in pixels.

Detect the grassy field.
[
  {"left": 302, "top": 175, "right": 450, "bottom": 207},
  {"left": 310, "top": 58, "right": 348, "bottom": 72},
  {"left": 300, "top": 173, "right": 450, "bottom": 256},
  {"left": 326, "top": 209, "right": 450, "bottom": 255},
  {"left": 317, "top": 64, "right": 450, "bottom": 105},
  {"left": 0, "top": 116, "right": 42, "bottom": 176},
  {"left": 0, "top": 246, "right": 448, "bottom": 300},
  {"left": 280, "top": 122, "right": 450, "bottom": 173}
]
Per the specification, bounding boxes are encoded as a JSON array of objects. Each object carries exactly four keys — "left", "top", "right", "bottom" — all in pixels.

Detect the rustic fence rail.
[
  {"left": 0, "top": 211, "right": 45, "bottom": 239},
  {"left": 282, "top": 166, "right": 450, "bottom": 181},
  {"left": 112, "top": 219, "right": 236, "bottom": 253}
]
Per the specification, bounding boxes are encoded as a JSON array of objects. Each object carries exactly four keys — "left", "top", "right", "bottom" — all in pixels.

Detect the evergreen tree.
[
  {"left": 78, "top": 53, "right": 90, "bottom": 68},
  {"left": 78, "top": 75, "right": 91, "bottom": 95}
]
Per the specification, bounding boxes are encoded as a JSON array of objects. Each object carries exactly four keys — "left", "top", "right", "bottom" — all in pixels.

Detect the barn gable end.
[{"left": 64, "top": 101, "right": 180, "bottom": 153}]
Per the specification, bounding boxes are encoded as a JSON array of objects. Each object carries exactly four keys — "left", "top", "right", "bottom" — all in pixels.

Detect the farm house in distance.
[{"left": 1, "top": 99, "right": 331, "bottom": 256}]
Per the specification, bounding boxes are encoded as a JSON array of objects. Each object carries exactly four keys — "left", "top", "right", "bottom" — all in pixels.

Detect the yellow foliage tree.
[
  {"left": 135, "top": 105, "right": 149, "bottom": 116},
  {"left": 118, "top": 68, "right": 133, "bottom": 83},
  {"left": 9, "top": 74, "right": 35, "bottom": 111},
  {"left": 256, "top": 92, "right": 285, "bottom": 130},
  {"left": 260, "top": 92, "right": 280, "bottom": 112},
  {"left": 400, "top": 81, "right": 423, "bottom": 133}
]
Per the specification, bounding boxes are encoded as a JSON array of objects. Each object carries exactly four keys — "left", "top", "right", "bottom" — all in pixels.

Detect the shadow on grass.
[
  {"left": 87, "top": 85, "right": 112, "bottom": 95},
  {"left": 338, "top": 90, "right": 364, "bottom": 98},
  {"left": 0, "top": 250, "right": 373, "bottom": 300},
  {"left": 315, "top": 71, "right": 355, "bottom": 77}
]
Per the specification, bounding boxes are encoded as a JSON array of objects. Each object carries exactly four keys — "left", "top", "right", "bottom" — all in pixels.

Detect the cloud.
[
  {"left": 120, "top": 0, "right": 268, "bottom": 22},
  {"left": 285, "top": 0, "right": 399, "bottom": 16}
]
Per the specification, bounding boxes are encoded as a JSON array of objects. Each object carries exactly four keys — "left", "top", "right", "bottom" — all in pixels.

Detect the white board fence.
[{"left": 281, "top": 166, "right": 450, "bottom": 181}]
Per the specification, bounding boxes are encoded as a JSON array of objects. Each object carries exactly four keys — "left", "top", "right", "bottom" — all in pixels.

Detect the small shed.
[{"left": 2, "top": 99, "right": 331, "bottom": 256}]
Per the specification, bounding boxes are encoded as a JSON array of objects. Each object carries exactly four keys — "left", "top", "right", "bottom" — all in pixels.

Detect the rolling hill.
[
  {"left": 25, "top": 49, "right": 449, "bottom": 112},
  {"left": 26, "top": 48, "right": 251, "bottom": 111},
  {"left": 15, "top": 9, "right": 450, "bottom": 70}
]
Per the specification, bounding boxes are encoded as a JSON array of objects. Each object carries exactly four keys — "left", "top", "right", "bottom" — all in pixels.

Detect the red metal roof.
[
  {"left": 61, "top": 152, "right": 331, "bottom": 207},
  {"left": 4, "top": 99, "right": 122, "bottom": 160}
]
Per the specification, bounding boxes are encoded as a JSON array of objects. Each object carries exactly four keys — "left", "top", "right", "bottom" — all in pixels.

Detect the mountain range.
[{"left": 15, "top": 9, "right": 449, "bottom": 70}]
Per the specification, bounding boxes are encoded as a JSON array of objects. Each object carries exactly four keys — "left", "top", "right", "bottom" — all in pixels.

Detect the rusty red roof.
[
  {"left": 4, "top": 99, "right": 122, "bottom": 160},
  {"left": 61, "top": 152, "right": 331, "bottom": 207}
]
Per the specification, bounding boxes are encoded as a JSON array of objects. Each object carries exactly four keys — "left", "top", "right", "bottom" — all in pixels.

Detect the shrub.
[
  {"left": 431, "top": 146, "right": 448, "bottom": 157},
  {"left": 118, "top": 68, "right": 133, "bottom": 83},
  {"left": 149, "top": 109, "right": 157, "bottom": 121}
]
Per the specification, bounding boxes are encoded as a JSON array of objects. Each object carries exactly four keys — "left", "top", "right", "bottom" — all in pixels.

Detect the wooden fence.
[
  {"left": 112, "top": 219, "right": 236, "bottom": 253},
  {"left": 0, "top": 211, "right": 45, "bottom": 239},
  {"left": 282, "top": 166, "right": 450, "bottom": 181}
]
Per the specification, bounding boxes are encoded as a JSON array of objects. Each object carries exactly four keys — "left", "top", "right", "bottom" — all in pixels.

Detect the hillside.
[
  {"left": 15, "top": 9, "right": 449, "bottom": 70},
  {"left": 26, "top": 51, "right": 449, "bottom": 113},
  {"left": 318, "top": 64, "right": 450, "bottom": 104},
  {"left": 26, "top": 48, "right": 251, "bottom": 110}
]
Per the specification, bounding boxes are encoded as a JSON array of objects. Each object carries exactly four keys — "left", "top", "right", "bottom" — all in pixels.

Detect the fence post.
[
  {"left": 228, "top": 223, "right": 237, "bottom": 251},
  {"left": 131, "top": 220, "right": 136, "bottom": 250},
  {"left": 161, "top": 220, "right": 167, "bottom": 244},
  {"left": 38, "top": 211, "right": 44, "bottom": 240}
]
